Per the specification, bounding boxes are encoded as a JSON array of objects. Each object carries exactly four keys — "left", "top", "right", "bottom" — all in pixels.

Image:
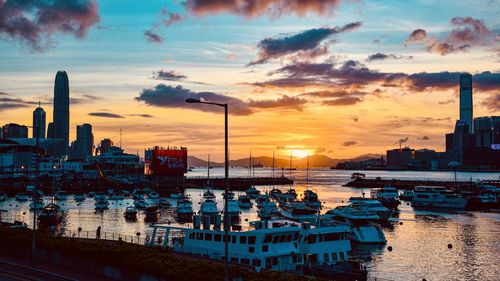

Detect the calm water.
[{"left": 1, "top": 169, "right": 499, "bottom": 280}]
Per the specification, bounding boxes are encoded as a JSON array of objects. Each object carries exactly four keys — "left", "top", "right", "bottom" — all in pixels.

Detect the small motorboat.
[
  {"left": 134, "top": 198, "right": 148, "bottom": 209},
  {"left": 149, "top": 191, "right": 160, "bottom": 199},
  {"left": 158, "top": 198, "right": 171, "bottom": 209},
  {"left": 222, "top": 191, "right": 235, "bottom": 200},
  {"left": 29, "top": 198, "right": 44, "bottom": 210},
  {"left": 95, "top": 197, "right": 109, "bottom": 210},
  {"left": 203, "top": 188, "right": 216, "bottom": 199},
  {"left": 245, "top": 186, "right": 260, "bottom": 199},
  {"left": 15, "top": 193, "right": 29, "bottom": 202},
  {"left": 124, "top": 206, "right": 138, "bottom": 220},
  {"left": 145, "top": 205, "right": 160, "bottom": 222},
  {"left": 237, "top": 195, "right": 252, "bottom": 208},
  {"left": 74, "top": 194, "right": 86, "bottom": 202},
  {"left": 54, "top": 191, "right": 68, "bottom": 201},
  {"left": 38, "top": 203, "right": 62, "bottom": 225},
  {"left": 87, "top": 191, "right": 96, "bottom": 198},
  {"left": 176, "top": 196, "right": 194, "bottom": 222}
]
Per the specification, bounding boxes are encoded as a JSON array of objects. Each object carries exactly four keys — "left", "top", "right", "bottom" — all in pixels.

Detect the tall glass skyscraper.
[
  {"left": 53, "top": 71, "right": 70, "bottom": 154},
  {"left": 32, "top": 104, "right": 46, "bottom": 138},
  {"left": 459, "top": 73, "right": 473, "bottom": 134}
]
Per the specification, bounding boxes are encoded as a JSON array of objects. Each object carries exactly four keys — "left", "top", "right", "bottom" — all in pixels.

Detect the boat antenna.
[
  {"left": 306, "top": 154, "right": 309, "bottom": 190},
  {"left": 207, "top": 153, "right": 210, "bottom": 186},
  {"left": 289, "top": 150, "right": 293, "bottom": 190}
]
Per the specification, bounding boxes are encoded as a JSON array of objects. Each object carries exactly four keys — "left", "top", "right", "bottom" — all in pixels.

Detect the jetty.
[{"left": 344, "top": 177, "right": 500, "bottom": 190}]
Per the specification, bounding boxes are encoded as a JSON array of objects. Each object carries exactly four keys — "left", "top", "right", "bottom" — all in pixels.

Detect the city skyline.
[{"left": 0, "top": 0, "right": 499, "bottom": 161}]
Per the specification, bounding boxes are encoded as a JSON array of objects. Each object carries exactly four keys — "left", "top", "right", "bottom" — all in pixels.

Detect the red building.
[{"left": 145, "top": 146, "right": 187, "bottom": 176}]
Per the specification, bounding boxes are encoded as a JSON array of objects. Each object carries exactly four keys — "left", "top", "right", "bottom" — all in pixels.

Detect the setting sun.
[{"left": 290, "top": 149, "right": 312, "bottom": 158}]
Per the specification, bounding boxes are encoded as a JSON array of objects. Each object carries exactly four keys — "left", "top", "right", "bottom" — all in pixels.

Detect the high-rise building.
[
  {"left": 32, "top": 105, "right": 46, "bottom": 138},
  {"left": 2, "top": 123, "right": 28, "bottom": 138},
  {"left": 459, "top": 73, "right": 473, "bottom": 134},
  {"left": 47, "top": 122, "right": 54, "bottom": 138},
  {"left": 71, "top": 123, "right": 93, "bottom": 160},
  {"left": 53, "top": 71, "right": 70, "bottom": 155}
]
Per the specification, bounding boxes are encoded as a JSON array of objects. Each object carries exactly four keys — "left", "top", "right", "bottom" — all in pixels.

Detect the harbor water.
[{"left": 1, "top": 169, "right": 499, "bottom": 280}]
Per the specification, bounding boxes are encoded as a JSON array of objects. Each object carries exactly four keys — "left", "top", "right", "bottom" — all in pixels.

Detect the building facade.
[
  {"left": 2, "top": 123, "right": 28, "bottom": 138},
  {"left": 53, "top": 71, "right": 70, "bottom": 155},
  {"left": 32, "top": 106, "right": 46, "bottom": 139},
  {"left": 459, "top": 73, "right": 473, "bottom": 134}
]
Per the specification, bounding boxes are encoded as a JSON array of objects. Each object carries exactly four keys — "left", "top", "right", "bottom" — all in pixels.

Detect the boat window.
[
  {"left": 324, "top": 253, "right": 330, "bottom": 263},
  {"left": 232, "top": 236, "right": 236, "bottom": 243},
  {"left": 285, "top": 234, "right": 292, "bottom": 242},
  {"left": 252, "top": 259, "right": 261, "bottom": 267},
  {"left": 197, "top": 232, "right": 203, "bottom": 240},
  {"left": 310, "top": 254, "right": 318, "bottom": 264},
  {"left": 249, "top": 246, "right": 255, "bottom": 253},
  {"left": 223, "top": 235, "right": 230, "bottom": 242},
  {"left": 266, "top": 257, "right": 272, "bottom": 268},
  {"left": 279, "top": 235, "right": 286, "bottom": 243},
  {"left": 296, "top": 254, "right": 302, "bottom": 263},
  {"left": 264, "top": 235, "right": 272, "bottom": 243},
  {"left": 248, "top": 236, "right": 256, "bottom": 245},
  {"left": 332, "top": 253, "right": 337, "bottom": 261},
  {"left": 262, "top": 245, "right": 269, "bottom": 252},
  {"left": 214, "top": 234, "right": 221, "bottom": 241},
  {"left": 293, "top": 233, "right": 299, "bottom": 241},
  {"left": 241, "top": 258, "right": 250, "bottom": 265},
  {"left": 272, "top": 235, "right": 279, "bottom": 243},
  {"left": 339, "top": 252, "right": 345, "bottom": 261},
  {"left": 240, "top": 236, "right": 247, "bottom": 244},
  {"left": 307, "top": 234, "right": 316, "bottom": 244},
  {"left": 272, "top": 257, "right": 278, "bottom": 266},
  {"left": 189, "top": 232, "right": 195, "bottom": 239},
  {"left": 324, "top": 233, "right": 340, "bottom": 241},
  {"left": 205, "top": 233, "right": 212, "bottom": 241}
]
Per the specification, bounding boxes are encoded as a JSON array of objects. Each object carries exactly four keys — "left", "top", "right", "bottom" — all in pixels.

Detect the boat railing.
[{"left": 61, "top": 229, "right": 147, "bottom": 245}]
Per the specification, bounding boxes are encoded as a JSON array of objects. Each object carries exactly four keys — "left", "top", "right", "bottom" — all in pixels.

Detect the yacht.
[
  {"left": 324, "top": 206, "right": 386, "bottom": 244},
  {"left": 203, "top": 188, "right": 216, "bottom": 200},
  {"left": 411, "top": 186, "right": 468, "bottom": 209},
  {"left": 158, "top": 198, "right": 172, "bottom": 209},
  {"left": 237, "top": 195, "right": 252, "bottom": 208},
  {"left": 279, "top": 201, "right": 318, "bottom": 223},
  {"left": 29, "top": 197, "right": 44, "bottom": 210},
  {"left": 124, "top": 206, "right": 138, "bottom": 221},
  {"left": 284, "top": 189, "right": 297, "bottom": 201},
  {"left": 95, "top": 197, "right": 109, "bottom": 210},
  {"left": 371, "top": 186, "right": 400, "bottom": 208},
  {"left": 399, "top": 190, "right": 414, "bottom": 201},
  {"left": 245, "top": 186, "right": 260, "bottom": 199},
  {"left": 15, "top": 193, "right": 29, "bottom": 202},
  {"left": 134, "top": 198, "right": 148, "bottom": 209},
  {"left": 148, "top": 218, "right": 366, "bottom": 278},
  {"left": 176, "top": 196, "right": 194, "bottom": 222},
  {"left": 0, "top": 191, "right": 7, "bottom": 201},
  {"left": 145, "top": 205, "right": 160, "bottom": 222},
  {"left": 54, "top": 191, "right": 68, "bottom": 201},
  {"left": 199, "top": 198, "right": 219, "bottom": 223},
  {"left": 269, "top": 188, "right": 284, "bottom": 201},
  {"left": 226, "top": 199, "right": 241, "bottom": 224},
  {"left": 303, "top": 190, "right": 321, "bottom": 210},
  {"left": 257, "top": 199, "right": 279, "bottom": 219},
  {"left": 38, "top": 203, "right": 62, "bottom": 225},
  {"left": 74, "top": 194, "right": 86, "bottom": 202},
  {"left": 348, "top": 197, "right": 393, "bottom": 221},
  {"left": 149, "top": 191, "right": 160, "bottom": 199}
]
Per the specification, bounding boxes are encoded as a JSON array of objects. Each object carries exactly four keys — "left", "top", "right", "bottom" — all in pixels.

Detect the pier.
[{"left": 344, "top": 177, "right": 500, "bottom": 190}]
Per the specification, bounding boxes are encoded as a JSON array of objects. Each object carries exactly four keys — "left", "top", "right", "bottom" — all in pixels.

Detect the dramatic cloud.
[
  {"left": 135, "top": 84, "right": 253, "bottom": 116},
  {"left": 248, "top": 95, "right": 307, "bottom": 111},
  {"left": 342, "top": 141, "right": 357, "bottom": 147},
  {"left": 144, "top": 30, "right": 163, "bottom": 43},
  {"left": 0, "top": 103, "right": 30, "bottom": 111},
  {"left": 184, "top": 0, "right": 347, "bottom": 19},
  {"left": 0, "top": 0, "right": 100, "bottom": 51},
  {"left": 404, "top": 17, "right": 495, "bottom": 55},
  {"left": 249, "top": 22, "right": 361, "bottom": 65},
  {"left": 130, "top": 114, "right": 154, "bottom": 118},
  {"left": 366, "top": 53, "right": 413, "bottom": 62},
  {"left": 88, "top": 112, "right": 125, "bottom": 118},
  {"left": 152, "top": 70, "right": 187, "bottom": 81},
  {"left": 252, "top": 59, "right": 500, "bottom": 94},
  {"left": 480, "top": 92, "right": 499, "bottom": 112},
  {"left": 322, "top": 96, "right": 362, "bottom": 106}
]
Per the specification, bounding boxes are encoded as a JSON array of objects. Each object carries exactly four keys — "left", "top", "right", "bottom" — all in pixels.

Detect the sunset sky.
[{"left": 0, "top": 0, "right": 498, "bottom": 161}]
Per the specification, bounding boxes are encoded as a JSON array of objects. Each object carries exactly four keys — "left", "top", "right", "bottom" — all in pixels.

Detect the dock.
[
  {"left": 344, "top": 178, "right": 500, "bottom": 190},
  {"left": 185, "top": 177, "right": 293, "bottom": 190}
]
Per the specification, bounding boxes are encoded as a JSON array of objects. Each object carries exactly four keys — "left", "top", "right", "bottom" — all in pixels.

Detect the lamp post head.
[{"left": 185, "top": 98, "right": 201, "bottom": 103}]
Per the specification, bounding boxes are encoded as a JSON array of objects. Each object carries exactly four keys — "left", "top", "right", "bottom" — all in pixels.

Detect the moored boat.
[
  {"left": 124, "top": 206, "right": 138, "bottom": 220},
  {"left": 411, "top": 186, "right": 467, "bottom": 209},
  {"left": 237, "top": 195, "right": 252, "bottom": 208}
]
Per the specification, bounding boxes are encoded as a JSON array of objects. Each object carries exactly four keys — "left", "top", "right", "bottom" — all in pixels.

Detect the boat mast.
[
  {"left": 207, "top": 153, "right": 210, "bottom": 186},
  {"left": 289, "top": 151, "right": 293, "bottom": 190},
  {"left": 306, "top": 154, "right": 309, "bottom": 190}
]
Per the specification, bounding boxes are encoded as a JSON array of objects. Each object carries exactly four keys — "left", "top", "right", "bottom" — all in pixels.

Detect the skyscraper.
[
  {"left": 32, "top": 104, "right": 46, "bottom": 138},
  {"left": 459, "top": 73, "right": 473, "bottom": 134},
  {"left": 71, "top": 123, "right": 93, "bottom": 160},
  {"left": 53, "top": 71, "right": 70, "bottom": 154}
]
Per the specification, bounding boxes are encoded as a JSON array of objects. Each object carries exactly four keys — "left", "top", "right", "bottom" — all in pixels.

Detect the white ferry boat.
[
  {"left": 324, "top": 206, "right": 386, "bottom": 244},
  {"left": 348, "top": 197, "right": 393, "bottom": 221},
  {"left": 371, "top": 186, "right": 400, "bottom": 208},
  {"left": 411, "top": 186, "right": 467, "bottom": 209},
  {"left": 148, "top": 216, "right": 366, "bottom": 279}
]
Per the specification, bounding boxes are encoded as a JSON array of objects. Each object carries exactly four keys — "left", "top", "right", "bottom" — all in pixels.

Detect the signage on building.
[
  {"left": 146, "top": 147, "right": 187, "bottom": 175},
  {"left": 491, "top": 144, "right": 500, "bottom": 150}
]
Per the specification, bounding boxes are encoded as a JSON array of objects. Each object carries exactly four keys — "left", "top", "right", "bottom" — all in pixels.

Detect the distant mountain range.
[{"left": 187, "top": 153, "right": 382, "bottom": 168}]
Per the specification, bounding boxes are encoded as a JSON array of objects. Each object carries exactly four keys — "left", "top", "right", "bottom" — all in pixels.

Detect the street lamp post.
[
  {"left": 25, "top": 125, "right": 40, "bottom": 267},
  {"left": 185, "top": 98, "right": 229, "bottom": 281}
]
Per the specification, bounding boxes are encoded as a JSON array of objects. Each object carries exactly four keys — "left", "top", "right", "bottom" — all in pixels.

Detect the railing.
[{"left": 59, "top": 229, "right": 147, "bottom": 245}]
